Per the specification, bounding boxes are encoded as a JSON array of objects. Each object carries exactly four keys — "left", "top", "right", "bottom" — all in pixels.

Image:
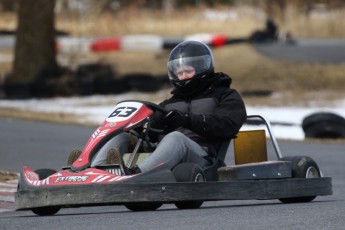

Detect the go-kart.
[{"left": 15, "top": 100, "right": 332, "bottom": 216}]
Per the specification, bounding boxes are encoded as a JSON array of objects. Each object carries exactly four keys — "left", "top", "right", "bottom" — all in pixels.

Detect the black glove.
[{"left": 164, "top": 110, "right": 190, "bottom": 131}]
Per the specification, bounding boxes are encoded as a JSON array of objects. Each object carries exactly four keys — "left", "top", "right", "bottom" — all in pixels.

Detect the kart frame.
[
  {"left": 15, "top": 109, "right": 333, "bottom": 211},
  {"left": 16, "top": 176, "right": 331, "bottom": 209}
]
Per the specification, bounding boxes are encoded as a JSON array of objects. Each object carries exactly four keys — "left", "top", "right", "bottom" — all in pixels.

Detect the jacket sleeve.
[
  {"left": 187, "top": 89, "right": 247, "bottom": 140},
  {"left": 146, "top": 102, "right": 167, "bottom": 142}
]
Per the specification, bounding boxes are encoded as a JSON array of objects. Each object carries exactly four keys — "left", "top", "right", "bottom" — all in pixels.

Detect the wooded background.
[{"left": 0, "top": 0, "right": 344, "bottom": 99}]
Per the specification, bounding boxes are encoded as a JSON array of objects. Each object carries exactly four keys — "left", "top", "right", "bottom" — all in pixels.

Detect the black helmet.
[{"left": 167, "top": 41, "right": 214, "bottom": 89}]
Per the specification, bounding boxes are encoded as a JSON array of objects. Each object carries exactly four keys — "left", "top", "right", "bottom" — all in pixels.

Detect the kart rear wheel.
[
  {"left": 125, "top": 202, "right": 162, "bottom": 212},
  {"left": 279, "top": 156, "right": 321, "bottom": 203},
  {"left": 31, "top": 169, "right": 61, "bottom": 216},
  {"left": 173, "top": 163, "right": 205, "bottom": 209}
]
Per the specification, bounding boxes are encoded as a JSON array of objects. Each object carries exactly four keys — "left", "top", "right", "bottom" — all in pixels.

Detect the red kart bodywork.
[
  {"left": 21, "top": 167, "right": 135, "bottom": 187},
  {"left": 73, "top": 101, "right": 153, "bottom": 170},
  {"left": 18, "top": 100, "right": 159, "bottom": 190}
]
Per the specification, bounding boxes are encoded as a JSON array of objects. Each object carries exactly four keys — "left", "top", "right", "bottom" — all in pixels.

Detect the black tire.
[
  {"left": 34, "top": 168, "right": 58, "bottom": 180},
  {"left": 31, "top": 169, "right": 61, "bottom": 216},
  {"left": 304, "top": 122, "right": 345, "bottom": 139},
  {"left": 241, "top": 89, "right": 273, "bottom": 97},
  {"left": 173, "top": 163, "right": 205, "bottom": 209},
  {"left": 123, "top": 74, "right": 162, "bottom": 92},
  {"left": 30, "top": 66, "right": 68, "bottom": 98},
  {"left": 95, "top": 78, "right": 129, "bottom": 95},
  {"left": 125, "top": 202, "right": 162, "bottom": 212},
  {"left": 75, "top": 63, "right": 118, "bottom": 96},
  {"left": 279, "top": 156, "right": 321, "bottom": 203},
  {"left": 3, "top": 80, "right": 32, "bottom": 99},
  {"left": 302, "top": 112, "right": 345, "bottom": 139},
  {"left": 156, "top": 74, "right": 170, "bottom": 86},
  {"left": 31, "top": 206, "right": 61, "bottom": 216}
]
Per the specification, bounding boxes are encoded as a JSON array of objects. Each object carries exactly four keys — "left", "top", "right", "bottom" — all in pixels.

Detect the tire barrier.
[
  {"left": 122, "top": 73, "right": 163, "bottom": 92},
  {"left": 1, "top": 63, "right": 171, "bottom": 99},
  {"left": 302, "top": 112, "right": 345, "bottom": 139},
  {"left": 241, "top": 89, "right": 273, "bottom": 97},
  {"left": 31, "top": 65, "right": 70, "bottom": 98},
  {"left": 2, "top": 80, "right": 32, "bottom": 99}
]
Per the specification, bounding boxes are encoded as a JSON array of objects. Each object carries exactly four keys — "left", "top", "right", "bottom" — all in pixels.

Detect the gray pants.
[{"left": 91, "top": 131, "right": 209, "bottom": 173}]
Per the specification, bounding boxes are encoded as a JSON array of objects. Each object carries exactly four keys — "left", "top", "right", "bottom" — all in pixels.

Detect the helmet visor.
[{"left": 168, "top": 55, "right": 212, "bottom": 81}]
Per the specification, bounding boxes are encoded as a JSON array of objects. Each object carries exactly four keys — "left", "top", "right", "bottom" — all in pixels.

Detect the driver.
[{"left": 90, "top": 40, "right": 247, "bottom": 175}]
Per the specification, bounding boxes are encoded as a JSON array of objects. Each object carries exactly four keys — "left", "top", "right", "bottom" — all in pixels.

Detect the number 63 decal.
[{"left": 109, "top": 107, "right": 137, "bottom": 118}]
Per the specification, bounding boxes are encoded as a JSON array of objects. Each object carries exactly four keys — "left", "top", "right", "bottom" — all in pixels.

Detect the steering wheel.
[
  {"left": 120, "top": 100, "right": 166, "bottom": 140},
  {"left": 141, "top": 101, "right": 166, "bottom": 114}
]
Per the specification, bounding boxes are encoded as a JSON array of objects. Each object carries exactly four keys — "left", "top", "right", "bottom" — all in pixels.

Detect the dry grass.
[
  {"left": 0, "top": 5, "right": 345, "bottom": 100},
  {"left": 55, "top": 6, "right": 261, "bottom": 37},
  {"left": 55, "top": 5, "right": 345, "bottom": 100},
  {"left": 281, "top": 4, "right": 345, "bottom": 39},
  {"left": 53, "top": 5, "right": 345, "bottom": 38},
  {"left": 0, "top": 171, "right": 18, "bottom": 181},
  {"left": 0, "top": 107, "right": 88, "bottom": 126}
]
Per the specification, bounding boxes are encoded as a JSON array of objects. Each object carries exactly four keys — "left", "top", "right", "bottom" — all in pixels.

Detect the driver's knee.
[{"left": 162, "top": 131, "right": 187, "bottom": 145}]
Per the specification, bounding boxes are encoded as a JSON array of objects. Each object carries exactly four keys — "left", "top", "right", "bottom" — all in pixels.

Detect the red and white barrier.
[
  {"left": 0, "top": 33, "right": 231, "bottom": 55},
  {"left": 57, "top": 37, "right": 94, "bottom": 53},
  {"left": 184, "top": 33, "right": 228, "bottom": 47},
  {"left": 91, "top": 35, "right": 164, "bottom": 52},
  {"left": 91, "top": 34, "right": 228, "bottom": 52}
]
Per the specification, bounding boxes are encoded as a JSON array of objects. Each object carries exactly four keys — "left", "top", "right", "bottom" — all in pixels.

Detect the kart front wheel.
[
  {"left": 31, "top": 169, "right": 61, "bottom": 216},
  {"left": 125, "top": 202, "right": 162, "bottom": 212},
  {"left": 173, "top": 163, "right": 205, "bottom": 209},
  {"left": 279, "top": 156, "right": 321, "bottom": 203}
]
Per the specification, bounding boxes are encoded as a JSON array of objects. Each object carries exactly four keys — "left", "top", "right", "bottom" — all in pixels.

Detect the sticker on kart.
[{"left": 106, "top": 101, "right": 143, "bottom": 123}]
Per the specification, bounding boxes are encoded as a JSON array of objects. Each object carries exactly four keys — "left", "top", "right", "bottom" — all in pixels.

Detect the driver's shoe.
[
  {"left": 106, "top": 148, "right": 126, "bottom": 175},
  {"left": 67, "top": 149, "right": 82, "bottom": 166},
  {"left": 106, "top": 148, "right": 122, "bottom": 165},
  {"left": 106, "top": 148, "right": 141, "bottom": 175}
]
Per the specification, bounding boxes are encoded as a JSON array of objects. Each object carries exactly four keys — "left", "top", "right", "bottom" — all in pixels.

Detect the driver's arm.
[{"left": 147, "top": 110, "right": 166, "bottom": 142}]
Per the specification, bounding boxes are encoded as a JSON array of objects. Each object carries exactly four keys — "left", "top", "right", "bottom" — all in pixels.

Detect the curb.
[{"left": 0, "top": 179, "right": 18, "bottom": 212}]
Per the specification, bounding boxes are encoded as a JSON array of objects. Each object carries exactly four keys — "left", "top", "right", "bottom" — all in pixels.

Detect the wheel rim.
[
  {"left": 194, "top": 173, "right": 204, "bottom": 182},
  {"left": 305, "top": 166, "right": 319, "bottom": 178}
]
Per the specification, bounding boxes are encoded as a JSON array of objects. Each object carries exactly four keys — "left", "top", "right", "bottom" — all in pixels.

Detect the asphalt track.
[
  {"left": 0, "top": 117, "right": 94, "bottom": 172},
  {"left": 254, "top": 39, "right": 345, "bottom": 64},
  {"left": 0, "top": 117, "right": 344, "bottom": 229}
]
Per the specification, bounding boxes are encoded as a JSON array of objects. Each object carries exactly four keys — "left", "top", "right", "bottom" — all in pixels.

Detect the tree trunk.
[{"left": 11, "top": 0, "right": 57, "bottom": 83}]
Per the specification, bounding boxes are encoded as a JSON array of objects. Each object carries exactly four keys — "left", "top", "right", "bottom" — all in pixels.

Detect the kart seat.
[
  {"left": 204, "top": 129, "right": 268, "bottom": 180},
  {"left": 203, "top": 140, "right": 231, "bottom": 181},
  {"left": 233, "top": 130, "right": 267, "bottom": 165}
]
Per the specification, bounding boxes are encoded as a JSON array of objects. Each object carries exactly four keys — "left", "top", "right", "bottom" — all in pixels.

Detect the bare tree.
[{"left": 11, "top": 0, "right": 57, "bottom": 83}]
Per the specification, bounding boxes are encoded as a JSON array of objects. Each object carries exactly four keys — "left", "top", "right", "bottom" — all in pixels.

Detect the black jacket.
[{"left": 153, "top": 72, "right": 247, "bottom": 157}]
